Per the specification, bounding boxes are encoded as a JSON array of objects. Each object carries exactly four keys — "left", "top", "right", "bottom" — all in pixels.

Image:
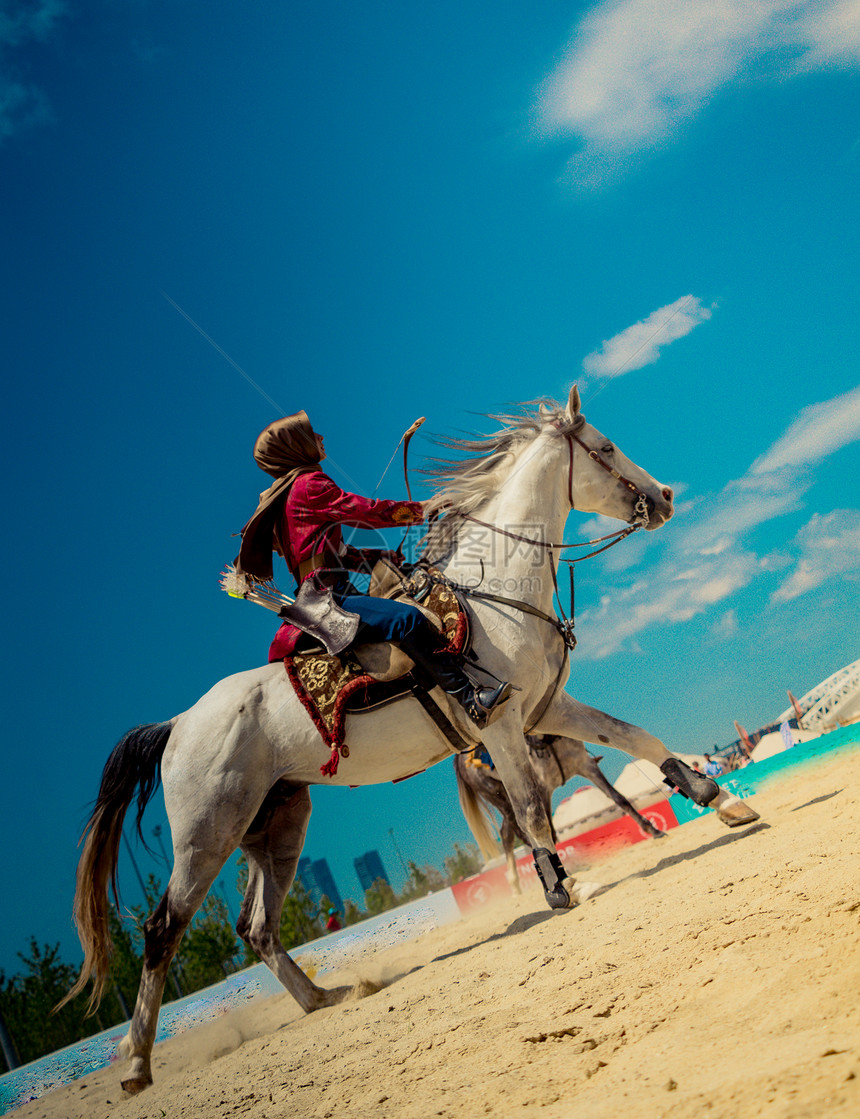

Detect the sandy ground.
[{"left": 15, "top": 749, "right": 860, "bottom": 1119}]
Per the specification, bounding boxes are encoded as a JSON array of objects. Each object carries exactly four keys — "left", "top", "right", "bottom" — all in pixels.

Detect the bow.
[
  {"left": 382, "top": 416, "right": 425, "bottom": 561},
  {"left": 372, "top": 416, "right": 425, "bottom": 498},
  {"left": 402, "top": 416, "right": 425, "bottom": 501}
]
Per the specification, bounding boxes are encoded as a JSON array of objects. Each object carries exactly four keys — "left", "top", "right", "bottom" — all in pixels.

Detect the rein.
[
  {"left": 457, "top": 512, "right": 640, "bottom": 559},
  {"left": 451, "top": 431, "right": 650, "bottom": 640}
]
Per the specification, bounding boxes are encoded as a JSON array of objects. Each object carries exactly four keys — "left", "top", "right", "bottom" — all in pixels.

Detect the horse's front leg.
[
  {"left": 535, "top": 692, "right": 760, "bottom": 828},
  {"left": 482, "top": 719, "right": 588, "bottom": 910}
]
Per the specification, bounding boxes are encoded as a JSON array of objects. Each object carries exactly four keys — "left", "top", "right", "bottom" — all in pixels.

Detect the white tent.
[
  {"left": 613, "top": 753, "right": 703, "bottom": 797},
  {"left": 553, "top": 786, "right": 615, "bottom": 832},
  {"left": 613, "top": 759, "right": 665, "bottom": 798},
  {"left": 750, "top": 726, "right": 818, "bottom": 762}
]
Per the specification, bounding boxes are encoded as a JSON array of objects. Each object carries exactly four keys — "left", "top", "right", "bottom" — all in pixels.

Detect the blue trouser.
[
  {"left": 339, "top": 593, "right": 428, "bottom": 644},
  {"left": 338, "top": 590, "right": 469, "bottom": 695}
]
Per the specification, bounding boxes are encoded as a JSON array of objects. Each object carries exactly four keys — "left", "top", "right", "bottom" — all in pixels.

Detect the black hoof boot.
[
  {"left": 660, "top": 758, "right": 719, "bottom": 806},
  {"left": 532, "top": 847, "right": 570, "bottom": 909},
  {"left": 462, "top": 682, "right": 515, "bottom": 729}
]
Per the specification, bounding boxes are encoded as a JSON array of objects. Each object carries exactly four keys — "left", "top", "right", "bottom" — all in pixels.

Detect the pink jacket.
[{"left": 268, "top": 472, "right": 423, "bottom": 660}]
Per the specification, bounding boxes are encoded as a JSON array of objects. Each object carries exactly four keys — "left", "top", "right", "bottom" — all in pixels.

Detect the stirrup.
[{"left": 462, "top": 682, "right": 514, "bottom": 729}]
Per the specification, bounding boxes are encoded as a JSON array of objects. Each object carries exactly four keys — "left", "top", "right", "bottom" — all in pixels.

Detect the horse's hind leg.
[
  {"left": 537, "top": 693, "right": 760, "bottom": 827},
  {"left": 237, "top": 783, "right": 372, "bottom": 1011},
  {"left": 118, "top": 843, "right": 229, "bottom": 1092}
]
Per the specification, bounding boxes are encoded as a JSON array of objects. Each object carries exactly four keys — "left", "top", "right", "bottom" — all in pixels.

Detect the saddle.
[{"left": 283, "top": 564, "right": 470, "bottom": 777}]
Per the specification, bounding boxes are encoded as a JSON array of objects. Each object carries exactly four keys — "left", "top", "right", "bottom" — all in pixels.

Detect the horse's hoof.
[
  {"left": 717, "top": 799, "right": 760, "bottom": 827},
  {"left": 567, "top": 879, "right": 601, "bottom": 904},
  {"left": 121, "top": 1076, "right": 152, "bottom": 1095}
]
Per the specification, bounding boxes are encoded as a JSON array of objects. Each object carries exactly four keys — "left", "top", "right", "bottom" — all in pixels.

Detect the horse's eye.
[{"left": 602, "top": 443, "right": 614, "bottom": 455}]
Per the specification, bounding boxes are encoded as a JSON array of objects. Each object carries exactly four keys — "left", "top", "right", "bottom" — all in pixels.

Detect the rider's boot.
[{"left": 399, "top": 630, "right": 514, "bottom": 730}]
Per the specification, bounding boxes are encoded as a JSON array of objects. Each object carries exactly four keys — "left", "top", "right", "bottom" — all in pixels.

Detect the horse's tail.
[
  {"left": 56, "top": 721, "right": 173, "bottom": 1014},
  {"left": 454, "top": 758, "right": 500, "bottom": 864}
]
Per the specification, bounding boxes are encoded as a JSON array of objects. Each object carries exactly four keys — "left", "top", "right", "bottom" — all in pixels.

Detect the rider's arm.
[{"left": 299, "top": 473, "right": 425, "bottom": 529}]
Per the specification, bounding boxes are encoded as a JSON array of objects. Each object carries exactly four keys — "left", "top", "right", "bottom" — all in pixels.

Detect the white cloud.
[
  {"left": 538, "top": 0, "right": 860, "bottom": 177},
  {"left": 0, "top": 1, "right": 66, "bottom": 143},
  {"left": 576, "top": 513, "right": 619, "bottom": 539},
  {"left": 574, "top": 384, "right": 860, "bottom": 656},
  {"left": 677, "top": 383, "right": 860, "bottom": 554},
  {"left": 582, "top": 295, "right": 713, "bottom": 379},
  {"left": 0, "top": 78, "right": 50, "bottom": 140},
  {"left": 750, "top": 384, "right": 860, "bottom": 474},
  {"left": 771, "top": 509, "right": 860, "bottom": 601},
  {"left": 579, "top": 548, "right": 759, "bottom": 657},
  {"left": 679, "top": 471, "right": 811, "bottom": 554}
]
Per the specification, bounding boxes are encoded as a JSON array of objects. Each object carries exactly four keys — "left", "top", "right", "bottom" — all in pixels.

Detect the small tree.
[
  {"left": 364, "top": 877, "right": 397, "bottom": 915},
  {"left": 444, "top": 842, "right": 483, "bottom": 884},
  {"left": 0, "top": 941, "right": 100, "bottom": 1069},
  {"left": 342, "top": 899, "right": 363, "bottom": 926},
  {"left": 398, "top": 861, "right": 446, "bottom": 902},
  {"left": 280, "top": 878, "right": 323, "bottom": 949}
]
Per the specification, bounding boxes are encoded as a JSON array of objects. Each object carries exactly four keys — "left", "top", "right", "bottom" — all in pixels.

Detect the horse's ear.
[{"left": 566, "top": 384, "right": 582, "bottom": 419}]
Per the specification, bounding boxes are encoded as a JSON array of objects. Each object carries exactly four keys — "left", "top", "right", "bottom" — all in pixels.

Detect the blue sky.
[{"left": 1, "top": 1, "right": 858, "bottom": 973}]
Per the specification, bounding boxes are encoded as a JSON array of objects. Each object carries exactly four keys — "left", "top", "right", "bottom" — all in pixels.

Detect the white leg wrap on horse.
[{"left": 565, "top": 878, "right": 602, "bottom": 905}]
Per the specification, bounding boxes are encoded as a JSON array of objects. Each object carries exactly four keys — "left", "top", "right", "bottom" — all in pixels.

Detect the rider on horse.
[{"left": 235, "top": 411, "right": 513, "bottom": 729}]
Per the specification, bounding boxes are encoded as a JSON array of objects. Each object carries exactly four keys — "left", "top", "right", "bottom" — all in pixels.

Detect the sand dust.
[{"left": 14, "top": 749, "right": 860, "bottom": 1119}]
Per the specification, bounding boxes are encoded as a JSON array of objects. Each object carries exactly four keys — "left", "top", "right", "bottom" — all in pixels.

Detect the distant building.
[
  {"left": 296, "top": 856, "right": 343, "bottom": 913},
  {"left": 354, "top": 850, "right": 388, "bottom": 892}
]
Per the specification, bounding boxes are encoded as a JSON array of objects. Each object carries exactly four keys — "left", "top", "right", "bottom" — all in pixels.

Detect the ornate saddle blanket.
[{"left": 284, "top": 577, "right": 468, "bottom": 778}]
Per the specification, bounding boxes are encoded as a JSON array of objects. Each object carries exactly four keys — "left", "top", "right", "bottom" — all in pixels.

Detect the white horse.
[{"left": 62, "top": 386, "right": 758, "bottom": 1092}]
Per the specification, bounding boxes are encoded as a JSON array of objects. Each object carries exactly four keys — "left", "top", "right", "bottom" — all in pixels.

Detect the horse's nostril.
[{"left": 661, "top": 487, "right": 673, "bottom": 503}]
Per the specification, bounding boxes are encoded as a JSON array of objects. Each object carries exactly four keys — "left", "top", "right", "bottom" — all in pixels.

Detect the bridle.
[
  {"left": 567, "top": 429, "right": 651, "bottom": 528},
  {"left": 456, "top": 427, "right": 652, "bottom": 569}
]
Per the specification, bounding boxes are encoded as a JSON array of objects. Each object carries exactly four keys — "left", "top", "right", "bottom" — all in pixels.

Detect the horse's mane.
[{"left": 419, "top": 398, "right": 584, "bottom": 561}]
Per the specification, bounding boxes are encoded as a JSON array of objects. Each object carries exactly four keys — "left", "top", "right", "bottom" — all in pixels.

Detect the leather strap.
[
  {"left": 297, "top": 553, "right": 328, "bottom": 581},
  {"left": 410, "top": 679, "right": 477, "bottom": 754}
]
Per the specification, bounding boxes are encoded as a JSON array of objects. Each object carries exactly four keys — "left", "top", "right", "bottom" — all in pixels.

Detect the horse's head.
[{"left": 561, "top": 385, "right": 674, "bottom": 530}]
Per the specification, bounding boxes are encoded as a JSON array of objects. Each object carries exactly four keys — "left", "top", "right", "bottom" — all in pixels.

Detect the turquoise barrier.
[{"left": 670, "top": 724, "right": 860, "bottom": 824}]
